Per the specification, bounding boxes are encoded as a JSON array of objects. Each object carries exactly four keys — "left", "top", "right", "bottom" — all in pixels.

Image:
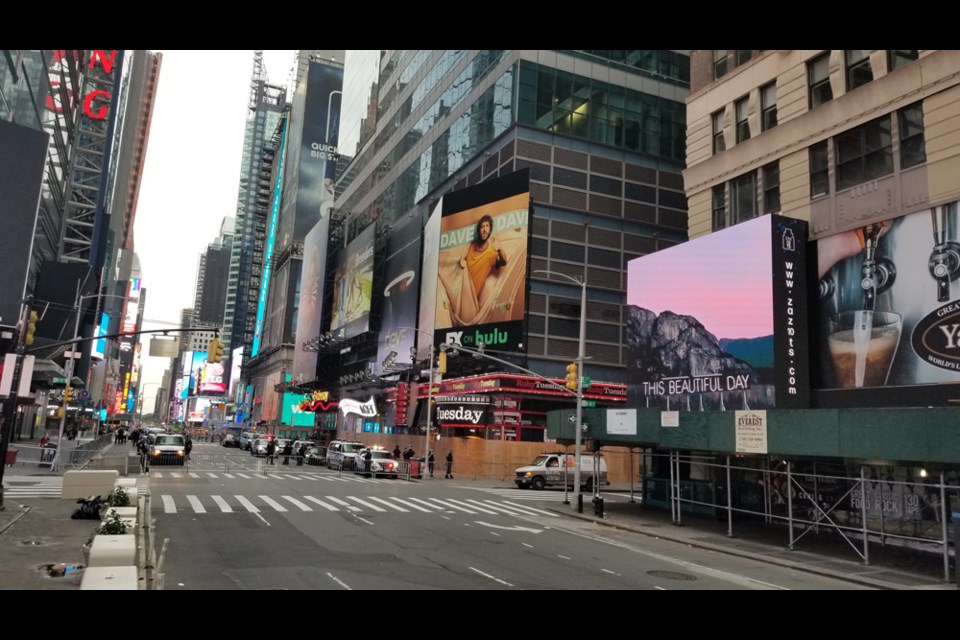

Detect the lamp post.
[
  {"left": 533, "top": 269, "right": 587, "bottom": 511},
  {"left": 398, "top": 327, "right": 437, "bottom": 478}
]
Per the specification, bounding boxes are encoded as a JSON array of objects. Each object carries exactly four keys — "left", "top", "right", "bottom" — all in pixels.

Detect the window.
[
  {"left": 736, "top": 50, "right": 753, "bottom": 66},
  {"left": 888, "top": 50, "right": 919, "bottom": 71},
  {"left": 808, "top": 53, "right": 833, "bottom": 109},
  {"left": 712, "top": 185, "right": 726, "bottom": 230},
  {"left": 714, "top": 50, "right": 728, "bottom": 79},
  {"left": 732, "top": 173, "right": 757, "bottom": 223},
  {"left": 899, "top": 103, "right": 926, "bottom": 169},
  {"left": 836, "top": 115, "right": 893, "bottom": 190},
  {"left": 846, "top": 50, "right": 873, "bottom": 91},
  {"left": 810, "top": 141, "right": 829, "bottom": 198},
  {"left": 735, "top": 97, "right": 750, "bottom": 143},
  {"left": 712, "top": 110, "right": 726, "bottom": 154},
  {"left": 763, "top": 162, "right": 780, "bottom": 214},
  {"left": 761, "top": 83, "right": 777, "bottom": 131}
]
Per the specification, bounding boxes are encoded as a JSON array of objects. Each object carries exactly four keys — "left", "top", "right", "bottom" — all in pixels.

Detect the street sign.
[
  {"left": 567, "top": 414, "right": 576, "bottom": 423},
  {"left": 63, "top": 351, "right": 82, "bottom": 359},
  {"left": 582, "top": 376, "right": 592, "bottom": 388},
  {"left": 581, "top": 399, "right": 596, "bottom": 408},
  {"left": 53, "top": 377, "right": 66, "bottom": 384}
]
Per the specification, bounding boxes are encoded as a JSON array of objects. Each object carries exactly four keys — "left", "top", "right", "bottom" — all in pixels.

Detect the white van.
[
  {"left": 515, "top": 452, "right": 608, "bottom": 491},
  {"left": 326, "top": 440, "right": 365, "bottom": 471}
]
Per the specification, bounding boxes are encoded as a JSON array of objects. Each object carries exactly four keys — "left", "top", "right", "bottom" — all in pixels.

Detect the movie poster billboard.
[
  {"left": 432, "top": 169, "right": 530, "bottom": 352},
  {"left": 292, "top": 215, "right": 331, "bottom": 381},
  {"left": 816, "top": 201, "right": 960, "bottom": 402},
  {"left": 0, "top": 120, "right": 47, "bottom": 328},
  {"left": 376, "top": 217, "right": 422, "bottom": 376},
  {"left": 417, "top": 202, "right": 442, "bottom": 362},
  {"left": 330, "top": 225, "right": 375, "bottom": 340},
  {"left": 626, "top": 214, "right": 809, "bottom": 411}
]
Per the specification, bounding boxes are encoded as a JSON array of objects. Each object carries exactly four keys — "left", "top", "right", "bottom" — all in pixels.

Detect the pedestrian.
[
  {"left": 363, "top": 448, "right": 373, "bottom": 474},
  {"left": 297, "top": 443, "right": 307, "bottom": 466},
  {"left": 282, "top": 440, "right": 293, "bottom": 465},
  {"left": 444, "top": 450, "right": 453, "bottom": 479},
  {"left": 393, "top": 444, "right": 402, "bottom": 459},
  {"left": 184, "top": 436, "right": 193, "bottom": 462},
  {"left": 138, "top": 438, "right": 150, "bottom": 474},
  {"left": 265, "top": 439, "right": 276, "bottom": 465},
  {"left": 39, "top": 433, "right": 50, "bottom": 447},
  {"left": 402, "top": 446, "right": 414, "bottom": 461},
  {"left": 428, "top": 451, "right": 435, "bottom": 478}
]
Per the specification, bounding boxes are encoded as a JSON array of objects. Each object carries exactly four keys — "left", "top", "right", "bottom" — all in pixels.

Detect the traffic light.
[
  {"left": 208, "top": 337, "right": 224, "bottom": 363},
  {"left": 24, "top": 310, "right": 38, "bottom": 346},
  {"left": 64, "top": 386, "right": 74, "bottom": 403},
  {"left": 565, "top": 362, "right": 579, "bottom": 391},
  {"left": 437, "top": 351, "right": 447, "bottom": 374}
]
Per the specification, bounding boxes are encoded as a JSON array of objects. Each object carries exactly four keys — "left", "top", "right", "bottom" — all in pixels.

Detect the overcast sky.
[{"left": 133, "top": 50, "right": 295, "bottom": 411}]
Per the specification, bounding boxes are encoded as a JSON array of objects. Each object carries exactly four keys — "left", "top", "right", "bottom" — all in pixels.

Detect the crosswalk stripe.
[
  {"left": 223, "top": 473, "right": 235, "bottom": 479},
  {"left": 427, "top": 498, "right": 477, "bottom": 514},
  {"left": 260, "top": 495, "right": 287, "bottom": 512},
  {"left": 211, "top": 495, "right": 232, "bottom": 512},
  {"left": 405, "top": 497, "right": 443, "bottom": 512},
  {"left": 169, "top": 472, "right": 182, "bottom": 478},
  {"left": 152, "top": 472, "right": 163, "bottom": 478},
  {"left": 235, "top": 495, "right": 259, "bottom": 513},
  {"left": 282, "top": 475, "right": 302, "bottom": 481},
  {"left": 300, "top": 475, "right": 319, "bottom": 481},
  {"left": 162, "top": 495, "right": 177, "bottom": 514},
  {"left": 188, "top": 472, "right": 200, "bottom": 478},
  {"left": 187, "top": 495, "right": 206, "bottom": 513},
  {"left": 502, "top": 500, "right": 556, "bottom": 516},
  {"left": 370, "top": 496, "right": 409, "bottom": 512},
  {"left": 325, "top": 496, "right": 360, "bottom": 512},
  {"left": 346, "top": 496, "right": 386, "bottom": 512},
  {"left": 303, "top": 496, "right": 339, "bottom": 511},
  {"left": 484, "top": 500, "right": 547, "bottom": 516},
  {"left": 235, "top": 473, "right": 251, "bottom": 479},
  {"left": 281, "top": 496, "right": 313, "bottom": 511},
  {"left": 267, "top": 474, "right": 285, "bottom": 480},
  {"left": 465, "top": 499, "right": 521, "bottom": 516},
  {"left": 206, "top": 473, "right": 218, "bottom": 479},
  {"left": 447, "top": 498, "right": 498, "bottom": 515}
]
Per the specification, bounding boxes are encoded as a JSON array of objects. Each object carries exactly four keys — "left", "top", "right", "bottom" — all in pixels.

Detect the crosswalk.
[
  {"left": 2, "top": 475, "right": 150, "bottom": 499},
  {"left": 148, "top": 470, "right": 396, "bottom": 483},
  {"left": 154, "top": 493, "right": 560, "bottom": 518}
]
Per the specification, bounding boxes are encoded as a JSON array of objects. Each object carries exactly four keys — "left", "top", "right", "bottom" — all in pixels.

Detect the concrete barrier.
[
  {"left": 88, "top": 534, "right": 136, "bottom": 567},
  {"left": 62, "top": 470, "right": 119, "bottom": 499},
  {"left": 80, "top": 565, "right": 138, "bottom": 590},
  {"left": 101, "top": 507, "right": 137, "bottom": 521}
]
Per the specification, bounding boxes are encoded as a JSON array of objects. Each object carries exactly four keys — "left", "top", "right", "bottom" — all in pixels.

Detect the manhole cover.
[
  {"left": 20, "top": 540, "right": 46, "bottom": 546},
  {"left": 647, "top": 570, "right": 697, "bottom": 581},
  {"left": 38, "top": 563, "right": 84, "bottom": 578}
]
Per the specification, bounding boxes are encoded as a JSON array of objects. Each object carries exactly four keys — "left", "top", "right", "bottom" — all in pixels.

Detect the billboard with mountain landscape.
[{"left": 625, "top": 214, "right": 810, "bottom": 411}]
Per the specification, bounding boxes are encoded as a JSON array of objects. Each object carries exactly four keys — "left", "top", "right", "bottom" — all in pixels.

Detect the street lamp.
[
  {"left": 533, "top": 269, "right": 587, "bottom": 511},
  {"left": 398, "top": 327, "right": 437, "bottom": 478}
]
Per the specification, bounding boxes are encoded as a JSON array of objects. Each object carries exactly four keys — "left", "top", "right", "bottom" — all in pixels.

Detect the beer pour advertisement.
[{"left": 626, "top": 214, "right": 810, "bottom": 411}]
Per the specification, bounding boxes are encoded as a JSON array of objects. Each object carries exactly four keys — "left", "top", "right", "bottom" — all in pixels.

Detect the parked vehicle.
[
  {"left": 239, "top": 431, "right": 257, "bottom": 451},
  {"left": 305, "top": 446, "right": 328, "bottom": 466},
  {"left": 221, "top": 433, "right": 240, "bottom": 448},
  {"left": 251, "top": 437, "right": 273, "bottom": 457},
  {"left": 515, "top": 452, "right": 607, "bottom": 491},
  {"left": 354, "top": 447, "right": 399, "bottom": 478},
  {"left": 326, "top": 440, "right": 365, "bottom": 471}
]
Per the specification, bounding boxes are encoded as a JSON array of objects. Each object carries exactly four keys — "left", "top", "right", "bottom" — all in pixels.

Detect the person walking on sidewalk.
[
  {"left": 428, "top": 451, "right": 435, "bottom": 478},
  {"left": 266, "top": 439, "right": 276, "bottom": 465},
  {"left": 184, "top": 436, "right": 193, "bottom": 462},
  {"left": 444, "top": 450, "right": 453, "bottom": 479}
]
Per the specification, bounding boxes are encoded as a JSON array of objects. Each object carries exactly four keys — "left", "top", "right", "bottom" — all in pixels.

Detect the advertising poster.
[
  {"left": 0, "top": 120, "right": 48, "bottom": 327},
  {"left": 292, "top": 215, "right": 331, "bottom": 381},
  {"left": 281, "top": 391, "right": 316, "bottom": 427},
  {"left": 417, "top": 202, "right": 442, "bottom": 362},
  {"left": 198, "top": 358, "right": 229, "bottom": 396},
  {"left": 626, "top": 214, "right": 809, "bottom": 411},
  {"left": 816, "top": 201, "right": 960, "bottom": 399},
  {"left": 376, "top": 217, "right": 422, "bottom": 375},
  {"left": 432, "top": 169, "right": 530, "bottom": 352},
  {"left": 330, "top": 225, "right": 375, "bottom": 340}
]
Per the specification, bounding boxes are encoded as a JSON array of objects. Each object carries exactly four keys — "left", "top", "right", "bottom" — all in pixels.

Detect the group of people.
[
  {"left": 390, "top": 444, "right": 453, "bottom": 478},
  {"left": 264, "top": 439, "right": 308, "bottom": 465}
]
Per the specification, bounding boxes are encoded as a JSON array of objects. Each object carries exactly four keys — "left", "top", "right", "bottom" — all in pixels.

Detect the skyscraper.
[{"left": 194, "top": 217, "right": 234, "bottom": 326}]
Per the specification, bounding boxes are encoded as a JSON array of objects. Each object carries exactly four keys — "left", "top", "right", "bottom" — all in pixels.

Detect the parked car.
[
  {"left": 305, "top": 446, "right": 328, "bottom": 466},
  {"left": 151, "top": 434, "right": 186, "bottom": 466},
  {"left": 326, "top": 440, "right": 365, "bottom": 471},
  {"left": 221, "top": 433, "right": 239, "bottom": 448},
  {"left": 239, "top": 431, "right": 257, "bottom": 451},
  {"left": 354, "top": 447, "right": 399, "bottom": 478},
  {"left": 251, "top": 437, "right": 273, "bottom": 457}
]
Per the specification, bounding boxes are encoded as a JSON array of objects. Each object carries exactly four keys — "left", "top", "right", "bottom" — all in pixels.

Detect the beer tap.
[
  {"left": 859, "top": 223, "right": 895, "bottom": 311},
  {"left": 928, "top": 204, "right": 960, "bottom": 303}
]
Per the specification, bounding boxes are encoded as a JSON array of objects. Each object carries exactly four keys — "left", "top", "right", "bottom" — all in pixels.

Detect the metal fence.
[{"left": 3, "top": 434, "right": 114, "bottom": 473}]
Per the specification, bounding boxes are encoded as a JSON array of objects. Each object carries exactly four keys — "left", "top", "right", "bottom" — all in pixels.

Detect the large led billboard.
[
  {"left": 90, "top": 312, "right": 109, "bottom": 359},
  {"left": 0, "top": 120, "right": 47, "bottom": 327},
  {"left": 198, "top": 358, "right": 229, "bottom": 396},
  {"left": 292, "top": 215, "right": 331, "bottom": 381},
  {"left": 281, "top": 392, "right": 316, "bottom": 427},
  {"left": 252, "top": 116, "right": 287, "bottom": 358},
  {"left": 626, "top": 214, "right": 810, "bottom": 411},
  {"left": 376, "top": 217, "right": 422, "bottom": 375},
  {"left": 330, "top": 225, "right": 375, "bottom": 340},
  {"left": 816, "top": 201, "right": 960, "bottom": 401},
  {"left": 431, "top": 169, "right": 530, "bottom": 352}
]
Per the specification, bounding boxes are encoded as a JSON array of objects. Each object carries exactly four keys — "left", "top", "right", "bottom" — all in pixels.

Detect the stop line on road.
[{"left": 156, "top": 493, "right": 559, "bottom": 518}]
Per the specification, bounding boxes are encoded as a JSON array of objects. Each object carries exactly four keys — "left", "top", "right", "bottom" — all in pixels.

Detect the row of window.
[
  {"left": 712, "top": 82, "right": 778, "bottom": 154},
  {"left": 712, "top": 161, "right": 780, "bottom": 230},
  {"left": 714, "top": 50, "right": 758, "bottom": 80},
  {"left": 809, "top": 50, "right": 918, "bottom": 109},
  {"left": 810, "top": 103, "right": 925, "bottom": 196}
]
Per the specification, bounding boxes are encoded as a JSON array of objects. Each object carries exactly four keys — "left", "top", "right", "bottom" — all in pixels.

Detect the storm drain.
[
  {"left": 646, "top": 570, "right": 697, "bottom": 581},
  {"left": 38, "top": 563, "right": 84, "bottom": 578}
]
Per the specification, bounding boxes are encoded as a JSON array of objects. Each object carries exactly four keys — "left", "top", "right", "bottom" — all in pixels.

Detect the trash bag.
[{"left": 70, "top": 495, "right": 105, "bottom": 520}]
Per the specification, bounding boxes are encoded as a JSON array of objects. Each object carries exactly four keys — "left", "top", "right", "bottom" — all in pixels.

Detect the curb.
[{"left": 0, "top": 504, "right": 31, "bottom": 536}]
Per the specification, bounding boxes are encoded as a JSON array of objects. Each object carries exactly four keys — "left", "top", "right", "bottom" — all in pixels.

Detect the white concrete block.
[
  {"left": 80, "top": 565, "right": 138, "bottom": 590},
  {"left": 88, "top": 534, "right": 136, "bottom": 568},
  {"left": 62, "top": 470, "right": 119, "bottom": 499}
]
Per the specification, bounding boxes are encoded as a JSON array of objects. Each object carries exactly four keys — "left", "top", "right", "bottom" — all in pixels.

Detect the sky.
[
  {"left": 626, "top": 215, "right": 774, "bottom": 340},
  {"left": 133, "top": 50, "right": 295, "bottom": 412}
]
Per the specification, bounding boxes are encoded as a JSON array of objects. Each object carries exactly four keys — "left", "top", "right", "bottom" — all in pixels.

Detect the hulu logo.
[{"left": 475, "top": 328, "right": 509, "bottom": 345}]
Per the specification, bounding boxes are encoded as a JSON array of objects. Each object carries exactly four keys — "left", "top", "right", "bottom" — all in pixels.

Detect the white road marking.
[
  {"left": 211, "top": 495, "right": 232, "bottom": 512},
  {"left": 447, "top": 498, "right": 498, "bottom": 514},
  {"left": 223, "top": 473, "right": 235, "bottom": 479},
  {"left": 522, "top": 543, "right": 534, "bottom": 548},
  {"left": 468, "top": 566, "right": 514, "bottom": 587},
  {"left": 347, "top": 496, "right": 386, "bottom": 512},
  {"left": 370, "top": 497, "right": 409, "bottom": 512},
  {"left": 188, "top": 472, "right": 200, "bottom": 478},
  {"left": 326, "top": 496, "right": 360, "bottom": 512},
  {"left": 475, "top": 521, "right": 544, "bottom": 534},
  {"left": 260, "top": 495, "right": 288, "bottom": 512},
  {"left": 400, "top": 498, "right": 440, "bottom": 512},
  {"left": 186, "top": 495, "right": 206, "bottom": 513},
  {"left": 428, "top": 498, "right": 477, "bottom": 514},
  {"left": 235, "top": 495, "right": 259, "bottom": 513},
  {"left": 327, "top": 572, "right": 351, "bottom": 590},
  {"left": 162, "top": 495, "right": 176, "bottom": 513},
  {"left": 355, "top": 515, "right": 376, "bottom": 525},
  {"left": 502, "top": 501, "right": 556, "bottom": 516},
  {"left": 235, "top": 473, "right": 251, "bottom": 479},
  {"left": 281, "top": 496, "right": 313, "bottom": 511},
  {"left": 255, "top": 513, "right": 271, "bottom": 526},
  {"left": 206, "top": 473, "right": 218, "bottom": 478},
  {"left": 303, "top": 496, "right": 339, "bottom": 511},
  {"left": 558, "top": 554, "right": 571, "bottom": 560}
]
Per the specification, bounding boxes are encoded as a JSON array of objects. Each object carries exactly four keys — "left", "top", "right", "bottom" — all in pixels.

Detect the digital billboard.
[
  {"left": 90, "top": 312, "right": 109, "bottom": 359},
  {"left": 230, "top": 346, "right": 243, "bottom": 400},
  {"left": 626, "top": 214, "right": 809, "bottom": 411},
  {"left": 432, "top": 169, "right": 530, "bottom": 353},
  {"left": 198, "top": 358, "right": 229, "bottom": 396},
  {"left": 292, "top": 215, "right": 331, "bottom": 381},
  {"left": 816, "top": 200, "right": 960, "bottom": 399},
  {"left": 331, "top": 225, "right": 375, "bottom": 340},
  {"left": 417, "top": 202, "right": 442, "bottom": 362},
  {"left": 0, "top": 120, "right": 47, "bottom": 327},
  {"left": 281, "top": 392, "right": 316, "bottom": 427},
  {"left": 376, "top": 217, "right": 422, "bottom": 375}
]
